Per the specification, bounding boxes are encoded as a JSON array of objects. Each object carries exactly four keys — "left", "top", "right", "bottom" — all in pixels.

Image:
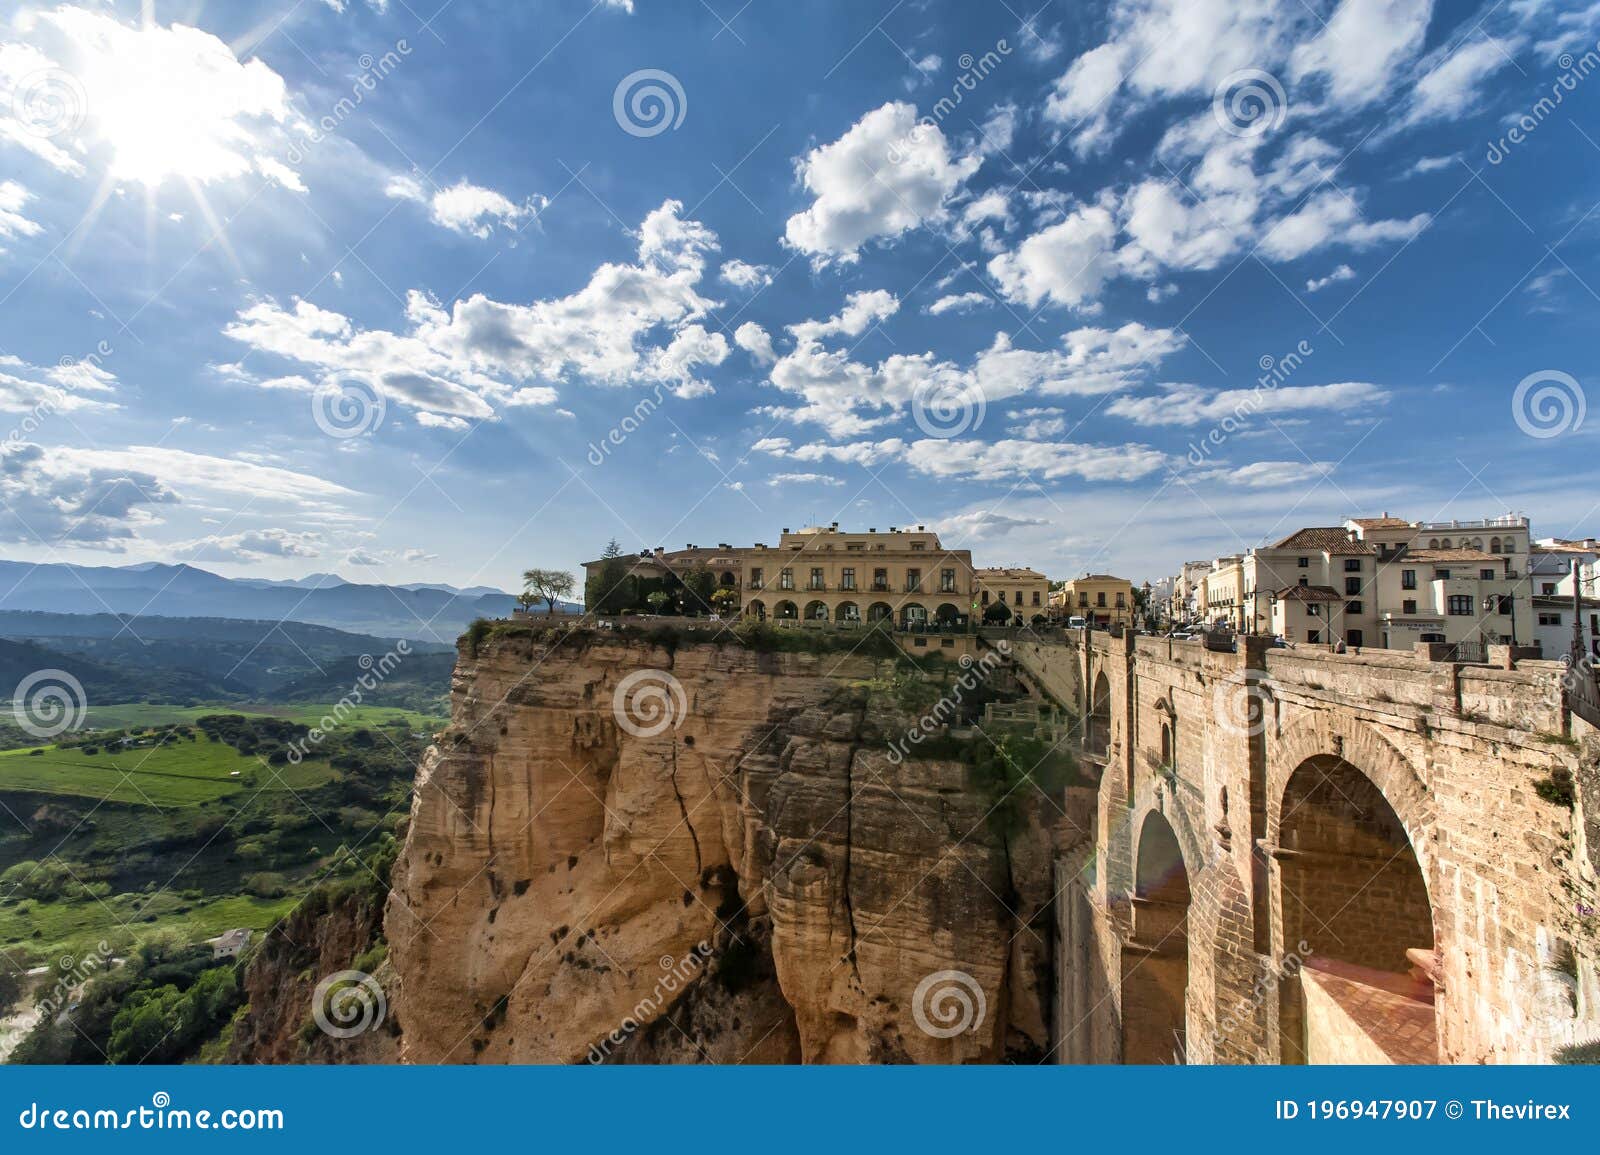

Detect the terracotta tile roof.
[
  {"left": 1350, "top": 516, "right": 1412, "bottom": 529},
  {"left": 1275, "top": 584, "right": 1342, "bottom": 602},
  {"left": 1270, "top": 527, "right": 1375, "bottom": 555}
]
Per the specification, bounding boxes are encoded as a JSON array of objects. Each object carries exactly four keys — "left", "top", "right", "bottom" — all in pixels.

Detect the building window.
[
  {"left": 1435, "top": 569, "right": 1451, "bottom": 580},
  {"left": 841, "top": 568, "right": 856, "bottom": 591},
  {"left": 873, "top": 568, "right": 888, "bottom": 591},
  {"left": 847, "top": 542, "right": 864, "bottom": 551},
  {"left": 1097, "top": 592, "right": 1107, "bottom": 607},
  {"left": 1297, "top": 557, "right": 1309, "bottom": 568},
  {"left": 1307, "top": 604, "right": 1321, "bottom": 617},
  {"left": 1540, "top": 613, "right": 1563, "bottom": 626},
  {"left": 906, "top": 569, "right": 921, "bottom": 592},
  {"left": 1307, "top": 629, "right": 1321, "bottom": 644},
  {"left": 1013, "top": 590, "right": 1022, "bottom": 605},
  {"left": 1402, "top": 569, "right": 1416, "bottom": 590},
  {"left": 750, "top": 568, "right": 764, "bottom": 588},
  {"left": 1403, "top": 599, "right": 1417, "bottom": 615},
  {"left": 1079, "top": 592, "right": 1089, "bottom": 607},
  {"left": 1116, "top": 592, "right": 1126, "bottom": 608},
  {"left": 1032, "top": 591, "right": 1041, "bottom": 606},
  {"left": 1344, "top": 559, "right": 1361, "bottom": 572},
  {"left": 981, "top": 589, "right": 990, "bottom": 605},
  {"left": 1447, "top": 595, "right": 1472, "bottom": 616},
  {"left": 779, "top": 568, "right": 793, "bottom": 590},
  {"left": 913, "top": 636, "right": 927, "bottom": 647},
  {"left": 1347, "top": 629, "right": 1364, "bottom": 647},
  {"left": 910, "top": 542, "right": 926, "bottom": 551},
  {"left": 941, "top": 568, "right": 955, "bottom": 592},
  {"left": 1495, "top": 594, "right": 1513, "bottom": 615},
  {"left": 1480, "top": 568, "right": 1494, "bottom": 580},
  {"left": 1346, "top": 601, "right": 1363, "bottom": 614},
  {"left": 809, "top": 567, "right": 824, "bottom": 590},
  {"left": 1345, "top": 576, "right": 1361, "bottom": 595},
  {"left": 1543, "top": 582, "right": 1557, "bottom": 595},
  {"left": 1298, "top": 577, "right": 1308, "bottom": 587}
]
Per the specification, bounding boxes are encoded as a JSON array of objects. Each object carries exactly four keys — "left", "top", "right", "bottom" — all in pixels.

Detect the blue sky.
[{"left": 0, "top": 0, "right": 1596, "bottom": 592}]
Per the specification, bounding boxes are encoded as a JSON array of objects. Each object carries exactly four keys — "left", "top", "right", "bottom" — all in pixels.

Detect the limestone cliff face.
[{"left": 385, "top": 628, "right": 1054, "bottom": 1063}]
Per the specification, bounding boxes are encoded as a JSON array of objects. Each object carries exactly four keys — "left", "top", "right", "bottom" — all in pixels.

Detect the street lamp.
[{"left": 1483, "top": 593, "right": 1517, "bottom": 647}]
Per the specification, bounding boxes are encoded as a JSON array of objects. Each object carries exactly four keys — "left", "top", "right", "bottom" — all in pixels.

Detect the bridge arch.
[
  {"left": 1121, "top": 810, "right": 1192, "bottom": 1063},
  {"left": 1087, "top": 670, "right": 1111, "bottom": 759},
  {"left": 1271, "top": 740, "right": 1438, "bottom": 1064}
]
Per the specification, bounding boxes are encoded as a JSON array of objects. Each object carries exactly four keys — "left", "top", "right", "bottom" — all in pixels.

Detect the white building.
[{"left": 1531, "top": 540, "right": 1600, "bottom": 661}]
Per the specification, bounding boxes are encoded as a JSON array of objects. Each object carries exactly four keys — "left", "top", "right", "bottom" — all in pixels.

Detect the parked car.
[{"left": 1066, "top": 616, "right": 1088, "bottom": 629}]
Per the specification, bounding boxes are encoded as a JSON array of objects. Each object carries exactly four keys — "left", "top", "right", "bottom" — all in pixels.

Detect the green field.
[
  {"left": 0, "top": 734, "right": 334, "bottom": 808},
  {"left": 0, "top": 889, "right": 298, "bottom": 960},
  {"left": 81, "top": 702, "right": 445, "bottom": 733}
]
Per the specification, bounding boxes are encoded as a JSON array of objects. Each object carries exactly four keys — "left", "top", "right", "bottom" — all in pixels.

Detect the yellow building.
[
  {"left": 975, "top": 567, "right": 1049, "bottom": 624},
  {"left": 1060, "top": 573, "right": 1136, "bottom": 628},
  {"left": 1201, "top": 555, "right": 1245, "bottom": 630}
]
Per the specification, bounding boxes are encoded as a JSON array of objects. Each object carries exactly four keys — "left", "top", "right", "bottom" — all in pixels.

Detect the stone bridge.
[{"left": 997, "top": 631, "right": 1600, "bottom": 1065}]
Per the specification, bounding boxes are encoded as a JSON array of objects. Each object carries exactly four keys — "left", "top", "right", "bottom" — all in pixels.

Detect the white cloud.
[
  {"left": 0, "top": 351, "right": 119, "bottom": 415},
  {"left": 1106, "top": 380, "right": 1388, "bottom": 426},
  {"left": 1399, "top": 153, "right": 1457, "bottom": 177},
  {"left": 1290, "top": 0, "right": 1434, "bottom": 107},
  {"left": 903, "top": 437, "right": 1169, "bottom": 482},
  {"left": 784, "top": 102, "right": 981, "bottom": 264},
  {"left": 767, "top": 472, "right": 844, "bottom": 486},
  {"left": 719, "top": 259, "right": 773, "bottom": 289},
  {"left": 987, "top": 203, "right": 1119, "bottom": 309},
  {"left": 734, "top": 322, "right": 777, "bottom": 366},
  {"left": 1043, "top": 0, "right": 1307, "bottom": 153},
  {"left": 925, "top": 291, "right": 990, "bottom": 315},
  {"left": 1257, "top": 192, "right": 1428, "bottom": 261},
  {"left": 933, "top": 509, "right": 1051, "bottom": 539},
  {"left": 416, "top": 411, "right": 471, "bottom": 431},
  {"left": 226, "top": 199, "right": 725, "bottom": 417},
  {"left": 1403, "top": 38, "right": 1517, "bottom": 126},
  {"left": 1200, "top": 460, "right": 1338, "bottom": 488},
  {"left": 177, "top": 527, "right": 324, "bottom": 561},
  {"left": 388, "top": 176, "right": 543, "bottom": 238},
  {"left": 1305, "top": 263, "right": 1355, "bottom": 292},
  {"left": 0, "top": 180, "right": 43, "bottom": 245}
]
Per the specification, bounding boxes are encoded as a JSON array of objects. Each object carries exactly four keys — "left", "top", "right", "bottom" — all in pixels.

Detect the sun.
[{"left": 46, "top": 8, "right": 291, "bottom": 188}]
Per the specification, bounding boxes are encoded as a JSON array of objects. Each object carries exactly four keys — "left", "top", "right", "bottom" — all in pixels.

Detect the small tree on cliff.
[
  {"left": 646, "top": 590, "right": 671, "bottom": 614},
  {"left": 523, "top": 568, "right": 576, "bottom": 616},
  {"left": 710, "top": 587, "right": 740, "bottom": 616}
]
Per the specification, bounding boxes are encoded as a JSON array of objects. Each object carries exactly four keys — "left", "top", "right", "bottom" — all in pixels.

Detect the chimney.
[
  {"left": 782, "top": 527, "right": 790, "bottom": 534},
  {"left": 869, "top": 527, "right": 877, "bottom": 533}
]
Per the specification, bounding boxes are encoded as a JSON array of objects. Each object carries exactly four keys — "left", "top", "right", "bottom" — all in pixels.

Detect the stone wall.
[{"left": 1010, "top": 634, "right": 1600, "bottom": 1065}]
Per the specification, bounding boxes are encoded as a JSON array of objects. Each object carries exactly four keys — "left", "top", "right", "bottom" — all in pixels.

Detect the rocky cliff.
[{"left": 384, "top": 623, "right": 1058, "bottom": 1063}]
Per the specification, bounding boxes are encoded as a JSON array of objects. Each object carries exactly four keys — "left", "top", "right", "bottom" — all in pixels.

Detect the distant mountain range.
[{"left": 0, "top": 561, "right": 578, "bottom": 644}]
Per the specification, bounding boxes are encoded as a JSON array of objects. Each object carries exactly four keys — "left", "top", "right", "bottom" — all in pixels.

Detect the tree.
[
  {"left": 514, "top": 591, "right": 538, "bottom": 614},
  {"left": 523, "top": 568, "right": 576, "bottom": 616},
  {"left": 646, "top": 590, "right": 671, "bottom": 614},
  {"left": 710, "top": 588, "right": 740, "bottom": 616},
  {"left": 586, "top": 539, "right": 632, "bottom": 614},
  {"left": 679, "top": 566, "right": 716, "bottom": 615}
]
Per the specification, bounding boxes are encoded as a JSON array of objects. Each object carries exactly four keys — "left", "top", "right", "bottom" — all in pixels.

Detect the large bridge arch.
[
  {"left": 1268, "top": 727, "right": 1439, "bottom": 1064},
  {"left": 1121, "top": 809, "right": 1193, "bottom": 1063}
]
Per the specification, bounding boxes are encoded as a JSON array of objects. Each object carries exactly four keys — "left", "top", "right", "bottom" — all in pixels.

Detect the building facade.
[
  {"left": 1060, "top": 573, "right": 1136, "bottom": 628},
  {"left": 975, "top": 567, "right": 1049, "bottom": 623},
  {"left": 586, "top": 524, "right": 976, "bottom": 627}
]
